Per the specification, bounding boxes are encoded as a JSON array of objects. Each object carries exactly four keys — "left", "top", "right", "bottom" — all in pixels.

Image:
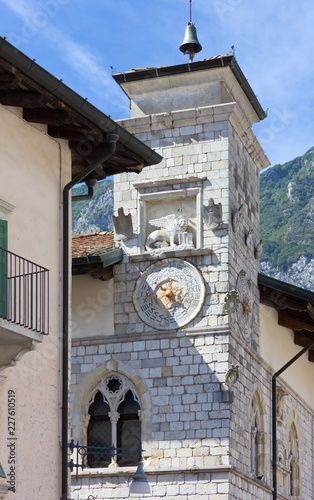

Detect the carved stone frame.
[
  {"left": 71, "top": 360, "right": 152, "bottom": 467},
  {"left": 134, "top": 178, "right": 204, "bottom": 254}
]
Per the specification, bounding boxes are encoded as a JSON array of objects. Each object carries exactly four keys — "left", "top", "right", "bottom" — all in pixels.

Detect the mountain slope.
[
  {"left": 260, "top": 147, "right": 314, "bottom": 271},
  {"left": 72, "top": 179, "right": 113, "bottom": 235},
  {"left": 71, "top": 148, "right": 314, "bottom": 290}
]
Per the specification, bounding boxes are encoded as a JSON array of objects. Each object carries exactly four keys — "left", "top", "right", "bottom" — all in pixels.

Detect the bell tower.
[
  {"left": 113, "top": 54, "right": 269, "bottom": 336},
  {"left": 111, "top": 52, "right": 270, "bottom": 497}
]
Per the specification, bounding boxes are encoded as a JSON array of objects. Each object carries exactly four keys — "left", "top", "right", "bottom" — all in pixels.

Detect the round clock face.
[
  {"left": 236, "top": 270, "right": 254, "bottom": 340},
  {"left": 133, "top": 258, "right": 205, "bottom": 330}
]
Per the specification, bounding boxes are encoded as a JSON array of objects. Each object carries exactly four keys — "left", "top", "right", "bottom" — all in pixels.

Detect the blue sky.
[{"left": 1, "top": 0, "right": 313, "bottom": 168}]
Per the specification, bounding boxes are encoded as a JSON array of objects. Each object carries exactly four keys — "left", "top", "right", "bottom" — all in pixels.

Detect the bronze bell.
[{"left": 179, "top": 22, "right": 202, "bottom": 62}]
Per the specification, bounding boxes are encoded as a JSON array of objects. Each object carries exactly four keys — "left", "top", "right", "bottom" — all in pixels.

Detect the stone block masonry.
[
  {"left": 70, "top": 63, "right": 314, "bottom": 500},
  {"left": 71, "top": 326, "right": 314, "bottom": 499},
  {"left": 71, "top": 330, "right": 232, "bottom": 468}
]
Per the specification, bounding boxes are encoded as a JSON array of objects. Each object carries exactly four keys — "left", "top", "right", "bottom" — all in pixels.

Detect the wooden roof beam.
[
  {"left": 0, "top": 73, "right": 20, "bottom": 88},
  {"left": 0, "top": 90, "right": 46, "bottom": 107},
  {"left": 279, "top": 311, "right": 314, "bottom": 332},
  {"left": 23, "top": 108, "right": 69, "bottom": 125},
  {"left": 294, "top": 332, "right": 314, "bottom": 363},
  {"left": 294, "top": 331, "right": 314, "bottom": 347},
  {"left": 48, "top": 125, "right": 91, "bottom": 141},
  {"left": 308, "top": 350, "right": 314, "bottom": 363}
]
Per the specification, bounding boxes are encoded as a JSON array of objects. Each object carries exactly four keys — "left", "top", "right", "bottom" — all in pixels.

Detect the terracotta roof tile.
[{"left": 72, "top": 232, "right": 114, "bottom": 258}]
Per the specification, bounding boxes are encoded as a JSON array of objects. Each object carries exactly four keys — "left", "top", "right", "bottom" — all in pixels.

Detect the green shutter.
[
  {"left": 0, "top": 220, "right": 8, "bottom": 318},
  {"left": 0, "top": 461, "right": 6, "bottom": 478}
]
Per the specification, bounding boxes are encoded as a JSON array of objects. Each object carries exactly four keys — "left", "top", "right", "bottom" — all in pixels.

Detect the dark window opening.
[
  {"left": 87, "top": 391, "right": 111, "bottom": 467},
  {"left": 117, "top": 390, "right": 141, "bottom": 466}
]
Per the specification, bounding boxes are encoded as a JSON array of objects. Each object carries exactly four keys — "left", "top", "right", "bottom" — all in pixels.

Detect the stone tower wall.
[{"left": 71, "top": 83, "right": 314, "bottom": 499}]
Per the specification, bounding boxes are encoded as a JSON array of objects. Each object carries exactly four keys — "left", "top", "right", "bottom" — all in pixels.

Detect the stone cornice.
[
  {"left": 133, "top": 175, "right": 206, "bottom": 189},
  {"left": 129, "top": 247, "right": 212, "bottom": 263},
  {"left": 72, "top": 326, "right": 230, "bottom": 348},
  {"left": 72, "top": 464, "right": 232, "bottom": 478},
  {"left": 0, "top": 484, "right": 9, "bottom": 497},
  {"left": 0, "top": 198, "right": 15, "bottom": 219}
]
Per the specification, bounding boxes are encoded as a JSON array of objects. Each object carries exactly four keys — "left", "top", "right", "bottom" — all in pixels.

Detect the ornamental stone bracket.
[
  {"left": 112, "top": 207, "right": 133, "bottom": 242},
  {"left": 203, "top": 198, "right": 223, "bottom": 231},
  {"left": 276, "top": 386, "right": 288, "bottom": 424},
  {"left": 214, "top": 365, "right": 239, "bottom": 404},
  {"left": 231, "top": 204, "right": 243, "bottom": 233},
  {"left": 0, "top": 483, "right": 9, "bottom": 500},
  {"left": 0, "top": 318, "right": 42, "bottom": 372},
  {"left": 0, "top": 198, "right": 15, "bottom": 220}
]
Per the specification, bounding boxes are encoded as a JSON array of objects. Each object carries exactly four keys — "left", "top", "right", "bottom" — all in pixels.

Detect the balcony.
[{"left": 0, "top": 247, "right": 49, "bottom": 371}]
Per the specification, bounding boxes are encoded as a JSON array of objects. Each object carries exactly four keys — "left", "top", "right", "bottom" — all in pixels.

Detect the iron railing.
[
  {"left": 68, "top": 440, "right": 143, "bottom": 479},
  {"left": 0, "top": 247, "right": 49, "bottom": 334}
]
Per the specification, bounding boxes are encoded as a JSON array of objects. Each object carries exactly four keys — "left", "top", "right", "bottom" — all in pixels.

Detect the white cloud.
[
  {"left": 1, "top": 0, "right": 313, "bottom": 163},
  {"left": 0, "top": 0, "right": 126, "bottom": 112},
  {"left": 0, "top": 0, "right": 36, "bottom": 19}
]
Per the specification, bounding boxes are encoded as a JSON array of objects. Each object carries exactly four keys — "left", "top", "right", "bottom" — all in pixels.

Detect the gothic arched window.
[
  {"left": 249, "top": 388, "right": 266, "bottom": 480},
  {"left": 86, "top": 374, "right": 141, "bottom": 468},
  {"left": 87, "top": 391, "right": 111, "bottom": 467},
  {"left": 288, "top": 423, "right": 300, "bottom": 497},
  {"left": 117, "top": 390, "right": 141, "bottom": 466}
]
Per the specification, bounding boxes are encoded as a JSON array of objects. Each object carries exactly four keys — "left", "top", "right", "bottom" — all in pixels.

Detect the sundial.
[
  {"left": 133, "top": 258, "right": 205, "bottom": 330},
  {"left": 236, "top": 270, "right": 254, "bottom": 341}
]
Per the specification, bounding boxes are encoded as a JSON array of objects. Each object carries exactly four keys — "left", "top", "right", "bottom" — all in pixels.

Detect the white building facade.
[{"left": 0, "top": 36, "right": 161, "bottom": 500}]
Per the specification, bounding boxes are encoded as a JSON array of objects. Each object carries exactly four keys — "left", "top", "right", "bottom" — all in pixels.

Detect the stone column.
[{"left": 108, "top": 411, "right": 120, "bottom": 467}]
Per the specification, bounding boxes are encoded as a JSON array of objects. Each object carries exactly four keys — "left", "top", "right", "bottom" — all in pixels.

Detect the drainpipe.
[
  {"left": 72, "top": 178, "right": 96, "bottom": 202},
  {"left": 61, "top": 132, "right": 119, "bottom": 500},
  {"left": 272, "top": 334, "right": 314, "bottom": 500}
]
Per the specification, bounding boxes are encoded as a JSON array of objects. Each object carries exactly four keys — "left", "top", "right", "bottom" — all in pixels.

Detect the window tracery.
[
  {"left": 288, "top": 423, "right": 300, "bottom": 497},
  {"left": 249, "top": 387, "right": 266, "bottom": 480},
  {"left": 86, "top": 373, "right": 141, "bottom": 468}
]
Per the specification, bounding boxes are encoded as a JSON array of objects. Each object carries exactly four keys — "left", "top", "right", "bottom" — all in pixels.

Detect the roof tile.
[{"left": 72, "top": 232, "right": 114, "bottom": 258}]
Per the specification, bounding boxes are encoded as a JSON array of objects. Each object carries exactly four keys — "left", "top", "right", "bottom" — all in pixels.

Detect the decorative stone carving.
[
  {"left": 245, "top": 229, "right": 254, "bottom": 248},
  {"left": 277, "top": 440, "right": 287, "bottom": 467},
  {"left": 112, "top": 207, "right": 133, "bottom": 241},
  {"left": 81, "top": 414, "right": 91, "bottom": 431},
  {"left": 231, "top": 204, "right": 243, "bottom": 232},
  {"left": 236, "top": 270, "right": 254, "bottom": 341},
  {"left": 133, "top": 258, "right": 205, "bottom": 330},
  {"left": 223, "top": 290, "right": 240, "bottom": 314},
  {"left": 105, "top": 376, "right": 123, "bottom": 394},
  {"left": 276, "top": 386, "right": 288, "bottom": 424},
  {"left": 224, "top": 365, "right": 239, "bottom": 391},
  {"left": 108, "top": 411, "right": 120, "bottom": 423},
  {"left": 138, "top": 409, "right": 151, "bottom": 422},
  {"left": 215, "top": 365, "right": 239, "bottom": 404},
  {"left": 203, "top": 198, "right": 222, "bottom": 230},
  {"left": 254, "top": 239, "right": 263, "bottom": 260},
  {"left": 0, "top": 338, "right": 36, "bottom": 372},
  {"left": 145, "top": 214, "right": 194, "bottom": 255},
  {"left": 0, "top": 198, "right": 15, "bottom": 220}
]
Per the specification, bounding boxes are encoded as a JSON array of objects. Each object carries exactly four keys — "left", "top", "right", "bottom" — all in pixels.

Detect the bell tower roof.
[{"left": 113, "top": 55, "right": 266, "bottom": 125}]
